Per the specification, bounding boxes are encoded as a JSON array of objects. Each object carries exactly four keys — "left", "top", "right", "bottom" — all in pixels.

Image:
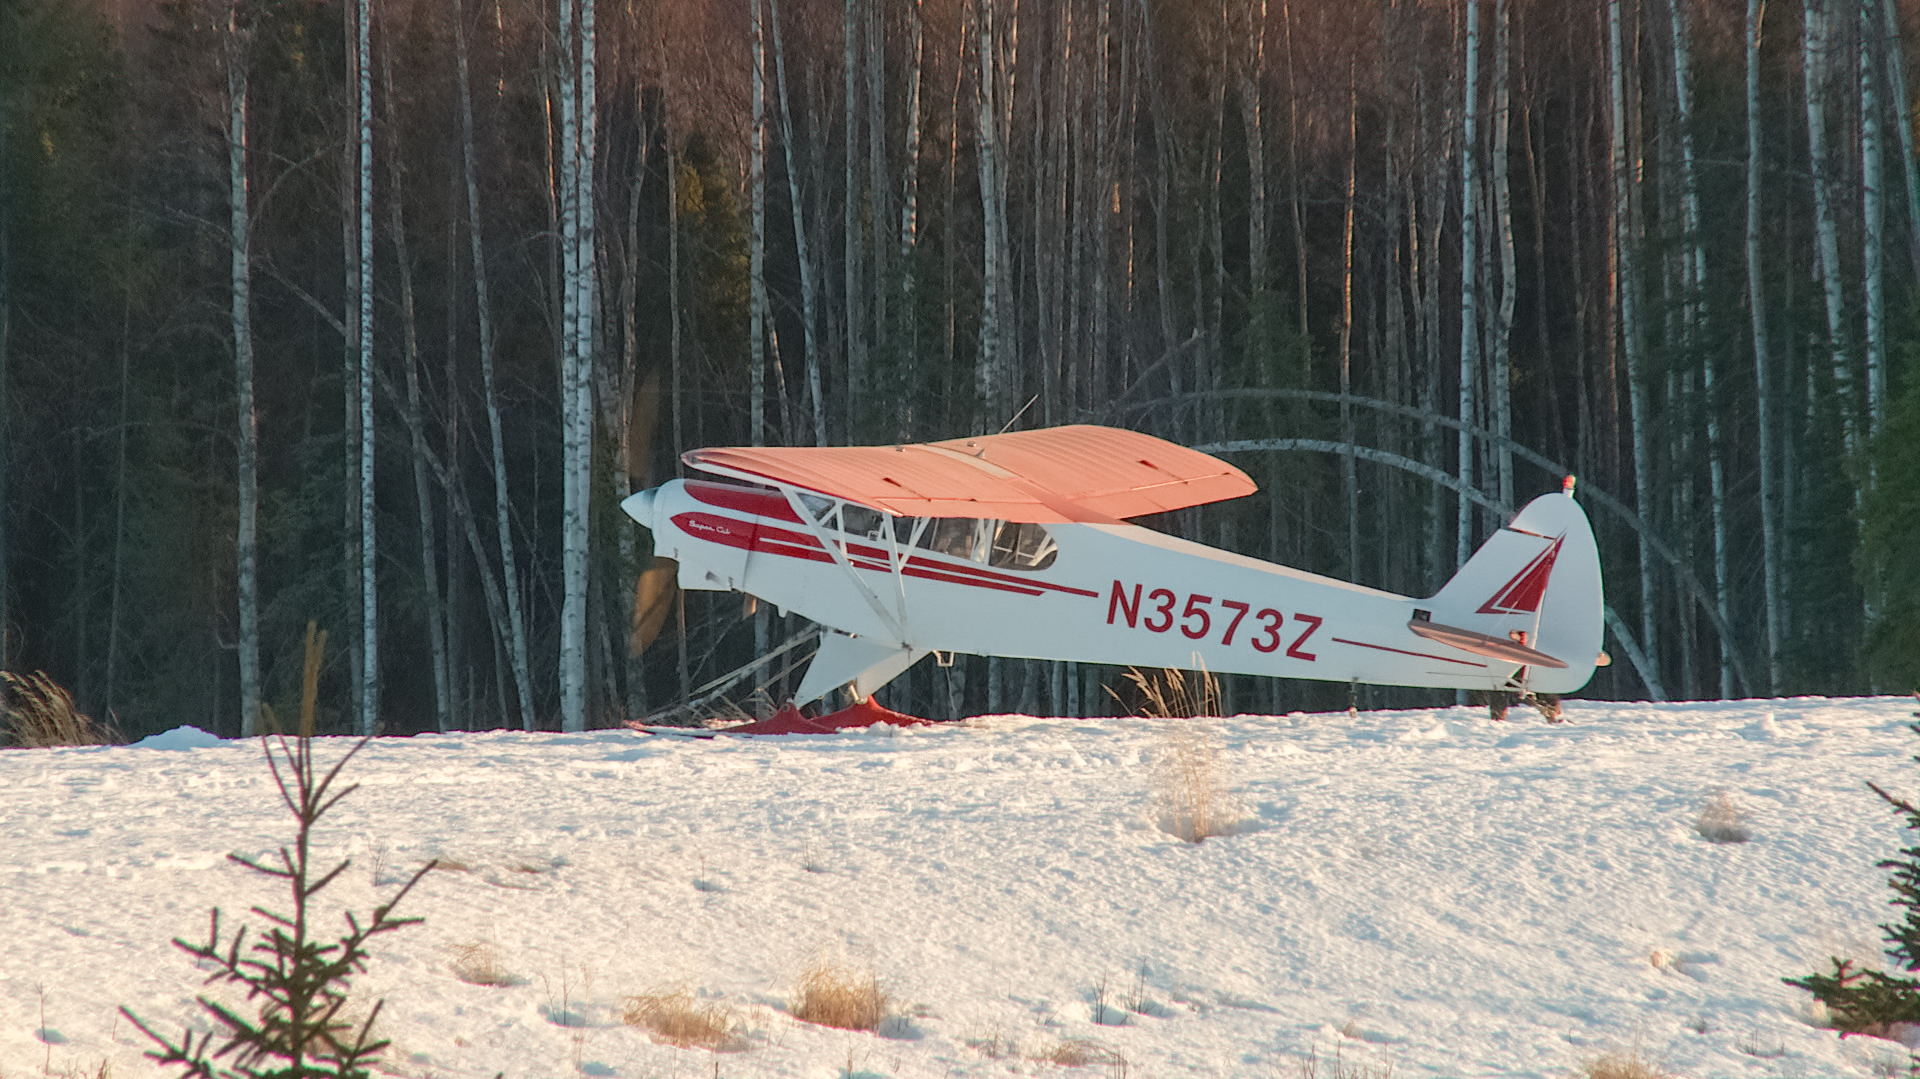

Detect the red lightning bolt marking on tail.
[{"left": 1476, "top": 535, "right": 1565, "bottom": 616}]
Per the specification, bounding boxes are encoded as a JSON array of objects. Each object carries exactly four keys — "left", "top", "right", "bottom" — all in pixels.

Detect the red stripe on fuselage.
[
  {"left": 668, "top": 510, "right": 1084, "bottom": 598},
  {"left": 685, "top": 480, "right": 805, "bottom": 523}
]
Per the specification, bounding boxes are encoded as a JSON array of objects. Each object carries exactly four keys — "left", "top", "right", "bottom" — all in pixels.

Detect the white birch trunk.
[
  {"left": 1456, "top": 0, "right": 1480, "bottom": 568},
  {"left": 1667, "top": 0, "right": 1732, "bottom": 697},
  {"left": 1747, "top": 0, "right": 1785, "bottom": 691},
  {"left": 1610, "top": 0, "right": 1660, "bottom": 696},
  {"left": 226, "top": 3, "right": 260, "bottom": 738},
  {"left": 1491, "top": 0, "right": 1515, "bottom": 511},
  {"left": 1805, "top": 0, "right": 1858, "bottom": 454},
  {"left": 1862, "top": 0, "right": 1887, "bottom": 435},
  {"left": 768, "top": 0, "right": 825, "bottom": 446},
  {"left": 382, "top": 39, "right": 452, "bottom": 734},
  {"left": 1340, "top": 63, "right": 1358, "bottom": 580},
  {"left": 974, "top": 0, "right": 1014, "bottom": 423},
  {"left": 557, "top": 0, "right": 598, "bottom": 733},
  {"left": 457, "top": 4, "right": 537, "bottom": 728},
  {"left": 844, "top": 0, "right": 864, "bottom": 432},
  {"left": 867, "top": 0, "right": 886, "bottom": 354},
  {"left": 1242, "top": 0, "right": 1268, "bottom": 298},
  {"left": 1879, "top": 0, "right": 1920, "bottom": 282},
  {"left": 751, "top": 0, "right": 768, "bottom": 448},
  {"left": 355, "top": 0, "right": 378, "bottom": 736}
]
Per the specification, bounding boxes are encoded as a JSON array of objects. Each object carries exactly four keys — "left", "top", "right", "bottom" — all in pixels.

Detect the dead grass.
[
  {"left": 1694, "top": 789, "right": 1752, "bottom": 843},
  {"left": 1, "top": 671, "right": 120, "bottom": 748},
  {"left": 1578, "top": 1049, "right": 1669, "bottom": 1079},
  {"left": 1291, "top": 1046, "right": 1394, "bottom": 1079},
  {"left": 790, "top": 957, "right": 887, "bottom": 1031},
  {"left": 449, "top": 941, "right": 514, "bottom": 987},
  {"left": 1153, "top": 719, "right": 1240, "bottom": 842},
  {"left": 1034, "top": 1037, "right": 1125, "bottom": 1068},
  {"left": 1111, "top": 666, "right": 1222, "bottom": 719},
  {"left": 621, "top": 987, "right": 743, "bottom": 1050}
]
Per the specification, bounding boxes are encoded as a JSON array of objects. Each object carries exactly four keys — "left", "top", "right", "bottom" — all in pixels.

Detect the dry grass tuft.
[
  {"left": 1579, "top": 1049, "right": 1669, "bottom": 1079},
  {"left": 622, "top": 987, "right": 743, "bottom": 1050},
  {"left": 1112, "top": 666, "right": 1222, "bottom": 720},
  {"left": 450, "top": 941, "right": 514, "bottom": 987},
  {"left": 1034, "top": 1037, "right": 1125, "bottom": 1068},
  {"left": 1695, "top": 789, "right": 1752, "bottom": 843},
  {"left": 1153, "top": 719, "right": 1240, "bottom": 842},
  {"left": 1292, "top": 1046, "right": 1394, "bottom": 1079},
  {"left": 790, "top": 957, "right": 887, "bottom": 1031},
  {"left": 1, "top": 671, "right": 120, "bottom": 748}
]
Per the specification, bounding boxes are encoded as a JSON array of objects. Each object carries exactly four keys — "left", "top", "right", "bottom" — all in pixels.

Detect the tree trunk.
[
  {"left": 1747, "top": 0, "right": 1784, "bottom": 691},
  {"left": 844, "top": 0, "right": 864, "bottom": 434},
  {"left": 1805, "top": 0, "right": 1858, "bottom": 454},
  {"left": 1863, "top": 0, "right": 1887, "bottom": 435},
  {"left": 899, "top": 0, "right": 924, "bottom": 397},
  {"left": 1879, "top": 0, "right": 1920, "bottom": 282},
  {"left": 1340, "top": 60, "right": 1359, "bottom": 581},
  {"left": 1491, "top": 0, "right": 1516, "bottom": 511},
  {"left": 1610, "top": 0, "right": 1660, "bottom": 696},
  {"left": 1457, "top": 0, "right": 1480, "bottom": 568},
  {"left": 1667, "top": 0, "right": 1731, "bottom": 697},
  {"left": 975, "top": 0, "right": 1015, "bottom": 425},
  {"left": 751, "top": 0, "right": 768, "bottom": 449},
  {"left": 558, "top": 0, "right": 598, "bottom": 733},
  {"left": 382, "top": 36, "right": 452, "bottom": 734},
  {"left": 768, "top": 0, "right": 826, "bottom": 445},
  {"left": 457, "top": 1, "right": 537, "bottom": 728},
  {"left": 355, "top": 0, "right": 378, "bottom": 735},
  {"left": 227, "top": 3, "right": 260, "bottom": 738}
]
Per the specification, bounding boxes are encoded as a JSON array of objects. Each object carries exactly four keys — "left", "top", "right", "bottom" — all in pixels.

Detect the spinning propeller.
[{"left": 624, "top": 369, "right": 678, "bottom": 657}]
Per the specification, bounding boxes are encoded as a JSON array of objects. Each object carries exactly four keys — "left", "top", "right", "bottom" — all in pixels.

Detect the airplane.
[{"left": 619, "top": 424, "right": 1605, "bottom": 718}]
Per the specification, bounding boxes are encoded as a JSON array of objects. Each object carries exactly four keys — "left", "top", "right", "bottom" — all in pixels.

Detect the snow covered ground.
[{"left": 5, "top": 696, "right": 1920, "bottom": 1078}]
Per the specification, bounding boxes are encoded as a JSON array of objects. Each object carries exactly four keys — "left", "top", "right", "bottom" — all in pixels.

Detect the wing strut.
[{"left": 775, "top": 485, "right": 914, "bottom": 649}]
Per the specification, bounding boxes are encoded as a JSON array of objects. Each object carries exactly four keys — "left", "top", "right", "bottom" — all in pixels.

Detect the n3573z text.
[{"left": 1105, "top": 580, "right": 1322, "bottom": 660}]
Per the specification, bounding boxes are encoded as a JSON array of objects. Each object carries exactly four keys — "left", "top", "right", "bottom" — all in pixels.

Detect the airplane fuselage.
[{"left": 628, "top": 478, "right": 1601, "bottom": 697}]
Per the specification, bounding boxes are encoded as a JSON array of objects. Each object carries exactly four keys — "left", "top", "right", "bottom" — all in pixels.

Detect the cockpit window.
[
  {"left": 796, "top": 495, "right": 1057, "bottom": 572},
  {"left": 989, "top": 520, "right": 1058, "bottom": 571}
]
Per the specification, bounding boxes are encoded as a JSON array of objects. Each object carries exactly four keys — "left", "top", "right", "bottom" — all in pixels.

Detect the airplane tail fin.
[{"left": 1423, "top": 484, "right": 1605, "bottom": 694}]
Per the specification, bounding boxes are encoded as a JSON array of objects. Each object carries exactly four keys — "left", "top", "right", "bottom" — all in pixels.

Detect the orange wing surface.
[{"left": 681, "top": 424, "right": 1256, "bottom": 522}]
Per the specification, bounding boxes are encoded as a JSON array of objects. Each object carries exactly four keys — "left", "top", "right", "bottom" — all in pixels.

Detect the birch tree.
[
  {"left": 975, "top": 0, "right": 1016, "bottom": 425},
  {"left": 768, "top": 0, "right": 826, "bottom": 445},
  {"left": 557, "top": 0, "right": 598, "bottom": 733},
  {"left": 1805, "top": 0, "right": 1857, "bottom": 454},
  {"left": 354, "top": 0, "right": 377, "bottom": 736},
  {"left": 225, "top": 0, "right": 260, "bottom": 737},
  {"left": 1861, "top": 0, "right": 1886, "bottom": 435},
  {"left": 456, "top": 1, "right": 536, "bottom": 729},
  {"left": 1457, "top": 0, "right": 1480, "bottom": 567},
  {"left": 382, "top": 35, "right": 451, "bottom": 734},
  {"left": 1667, "top": 0, "right": 1731, "bottom": 696},
  {"left": 1747, "top": 0, "right": 1784, "bottom": 690},
  {"left": 1609, "top": 0, "right": 1659, "bottom": 695}
]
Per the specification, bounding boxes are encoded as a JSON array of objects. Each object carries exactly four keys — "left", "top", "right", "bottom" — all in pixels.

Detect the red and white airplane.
[{"left": 620, "top": 425, "right": 1605, "bottom": 710}]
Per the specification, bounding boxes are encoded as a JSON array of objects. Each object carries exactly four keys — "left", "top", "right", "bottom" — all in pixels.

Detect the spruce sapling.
[
  {"left": 121, "top": 732, "right": 435, "bottom": 1077},
  {"left": 1785, "top": 721, "right": 1920, "bottom": 1034}
]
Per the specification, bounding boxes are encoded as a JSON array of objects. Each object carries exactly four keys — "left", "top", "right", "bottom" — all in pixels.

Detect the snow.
[
  {"left": 127, "top": 725, "right": 226, "bottom": 752},
  {"left": 5, "top": 697, "right": 1919, "bottom": 1078}
]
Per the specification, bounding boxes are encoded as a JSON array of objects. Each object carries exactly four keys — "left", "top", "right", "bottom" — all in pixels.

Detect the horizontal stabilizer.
[{"left": 1408, "top": 615, "right": 1568, "bottom": 669}]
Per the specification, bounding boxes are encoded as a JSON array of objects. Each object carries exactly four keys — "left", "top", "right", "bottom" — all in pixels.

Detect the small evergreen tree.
[
  {"left": 1786, "top": 717, "right": 1920, "bottom": 1034},
  {"left": 121, "top": 731, "right": 434, "bottom": 1078}
]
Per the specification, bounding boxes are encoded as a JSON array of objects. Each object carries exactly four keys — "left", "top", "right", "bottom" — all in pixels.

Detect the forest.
[{"left": 1, "top": 0, "right": 1917, "bottom": 739}]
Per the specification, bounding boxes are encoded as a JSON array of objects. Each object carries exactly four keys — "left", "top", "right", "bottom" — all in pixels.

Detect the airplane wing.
[{"left": 681, "top": 424, "right": 1256, "bottom": 522}]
